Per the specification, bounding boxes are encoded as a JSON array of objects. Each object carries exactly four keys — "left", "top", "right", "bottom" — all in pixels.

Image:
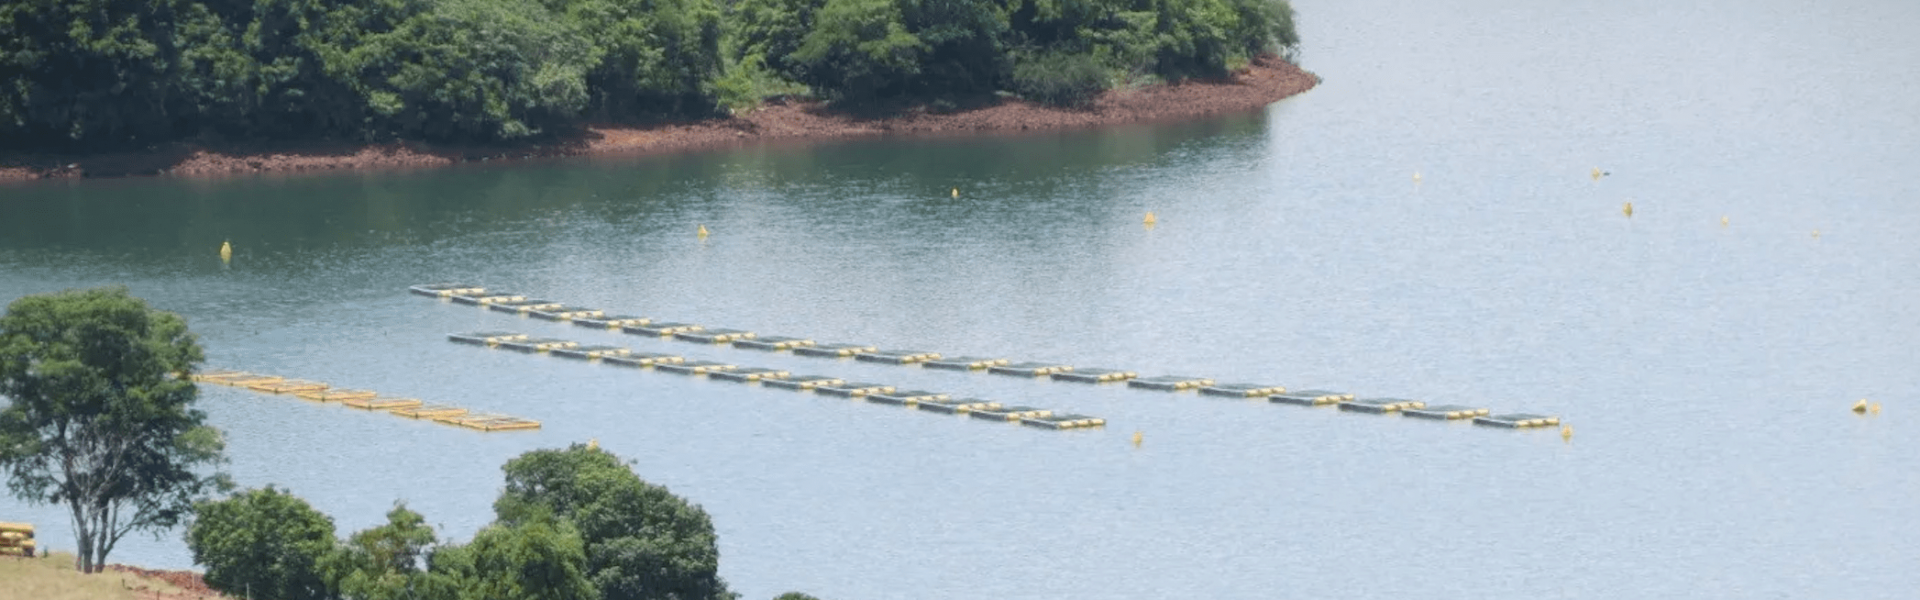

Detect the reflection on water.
[{"left": 3, "top": 1, "right": 1919, "bottom": 599}]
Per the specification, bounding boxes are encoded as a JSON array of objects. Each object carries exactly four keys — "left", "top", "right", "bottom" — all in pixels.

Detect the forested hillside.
[{"left": 0, "top": 0, "right": 1297, "bottom": 150}]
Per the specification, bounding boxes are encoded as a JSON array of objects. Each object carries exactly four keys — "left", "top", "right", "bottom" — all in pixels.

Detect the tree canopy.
[
  {"left": 186, "top": 485, "right": 337, "bottom": 600},
  {"left": 0, "top": 286, "right": 229, "bottom": 573}
]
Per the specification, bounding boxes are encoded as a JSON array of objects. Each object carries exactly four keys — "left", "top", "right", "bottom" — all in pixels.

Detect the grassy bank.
[{"left": 0, "top": 552, "right": 223, "bottom": 600}]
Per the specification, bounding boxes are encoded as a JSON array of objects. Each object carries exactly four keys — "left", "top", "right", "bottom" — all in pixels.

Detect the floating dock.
[
  {"left": 922, "top": 356, "right": 1009, "bottom": 371},
  {"left": 1128, "top": 376, "right": 1215, "bottom": 391},
  {"left": 248, "top": 379, "right": 327, "bottom": 394},
  {"left": 990, "top": 362, "right": 1074, "bottom": 377},
  {"left": 487, "top": 299, "right": 563, "bottom": 314},
  {"left": 734, "top": 336, "right": 815, "bottom": 351},
  {"left": 602, "top": 352, "right": 685, "bottom": 368},
  {"left": 1339, "top": 398, "right": 1426, "bottom": 414},
  {"left": 762, "top": 375, "right": 846, "bottom": 390},
  {"left": 450, "top": 291, "right": 525, "bottom": 305},
  {"left": 655, "top": 360, "right": 736, "bottom": 375},
  {"left": 528, "top": 306, "right": 604, "bottom": 321},
  {"left": 458, "top": 417, "right": 541, "bottom": 431},
  {"left": 574, "top": 315, "right": 651, "bottom": 329},
  {"left": 970, "top": 406, "right": 1052, "bottom": 421},
  {"left": 815, "top": 382, "right": 895, "bottom": 397},
  {"left": 1269, "top": 389, "right": 1354, "bottom": 406},
  {"left": 1051, "top": 368, "right": 1136, "bottom": 383},
  {"left": 866, "top": 390, "right": 950, "bottom": 406},
  {"left": 226, "top": 375, "right": 284, "bottom": 388},
  {"left": 449, "top": 331, "right": 528, "bottom": 346},
  {"left": 675, "top": 328, "right": 756, "bottom": 344},
  {"left": 855, "top": 350, "right": 942, "bottom": 365},
  {"left": 343, "top": 396, "right": 423, "bottom": 410},
  {"left": 916, "top": 398, "right": 1002, "bottom": 414},
  {"left": 1020, "top": 414, "right": 1106, "bottom": 429},
  {"left": 497, "top": 338, "right": 579, "bottom": 353},
  {"left": 1199, "top": 383, "right": 1288, "bottom": 398},
  {"left": 191, "top": 369, "right": 255, "bottom": 384},
  {"left": 709, "top": 367, "right": 791, "bottom": 383},
  {"left": 410, "top": 283, "right": 486, "bottom": 297},
  {"left": 1472, "top": 413, "right": 1562, "bottom": 428},
  {"left": 624, "top": 322, "right": 703, "bottom": 337},
  {"left": 793, "top": 343, "right": 877, "bottom": 358},
  {"left": 1403, "top": 405, "right": 1490, "bottom": 420},
  {"left": 295, "top": 388, "right": 377, "bottom": 402},
  {"left": 551, "top": 345, "right": 630, "bottom": 360},
  {"left": 391, "top": 404, "right": 468, "bottom": 419}
]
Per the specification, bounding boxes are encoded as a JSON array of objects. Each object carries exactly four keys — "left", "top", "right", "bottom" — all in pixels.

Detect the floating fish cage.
[
  {"left": 462, "top": 417, "right": 541, "bottom": 431},
  {"left": 855, "top": 349, "right": 942, "bottom": 365},
  {"left": 451, "top": 291, "right": 526, "bottom": 306},
  {"left": 866, "top": 390, "right": 950, "bottom": 406},
  {"left": 529, "top": 306, "right": 605, "bottom": 321},
  {"left": 487, "top": 299, "right": 563, "bottom": 314},
  {"left": 410, "top": 283, "right": 486, "bottom": 297},
  {"left": 969, "top": 406, "right": 1052, "bottom": 421},
  {"left": 916, "top": 398, "right": 1002, "bottom": 414},
  {"left": 1128, "top": 376, "right": 1215, "bottom": 391},
  {"left": 497, "top": 338, "right": 580, "bottom": 353},
  {"left": 733, "top": 336, "right": 815, "bottom": 351},
  {"left": 1338, "top": 398, "right": 1426, "bottom": 414},
  {"left": 574, "top": 315, "right": 652, "bottom": 329},
  {"left": 793, "top": 343, "right": 877, "bottom": 358},
  {"left": 656, "top": 360, "right": 737, "bottom": 375},
  {"left": 762, "top": 375, "right": 846, "bottom": 390},
  {"left": 602, "top": 352, "right": 685, "bottom": 368},
  {"left": 1199, "top": 383, "right": 1288, "bottom": 398},
  {"left": 815, "top": 382, "right": 895, "bottom": 397},
  {"left": 624, "top": 322, "right": 704, "bottom": 337},
  {"left": 1051, "top": 368, "right": 1137, "bottom": 383},
  {"left": 990, "top": 362, "right": 1074, "bottom": 377},
  {"left": 675, "top": 329, "right": 756, "bottom": 344},
  {"left": 551, "top": 345, "right": 630, "bottom": 360},
  {"left": 294, "top": 388, "right": 377, "bottom": 402},
  {"left": 226, "top": 375, "right": 284, "bottom": 388},
  {"left": 249, "top": 379, "right": 328, "bottom": 394},
  {"left": 344, "top": 396, "right": 423, "bottom": 411},
  {"left": 1402, "top": 405, "right": 1490, "bottom": 420},
  {"left": 448, "top": 331, "right": 529, "bottom": 346},
  {"left": 391, "top": 404, "right": 467, "bottom": 419},
  {"left": 709, "top": 367, "right": 791, "bottom": 383},
  {"left": 192, "top": 370, "right": 255, "bottom": 384},
  {"left": 1269, "top": 390, "right": 1355, "bottom": 406},
  {"left": 1020, "top": 414, "right": 1106, "bottom": 429},
  {"left": 922, "top": 356, "right": 1009, "bottom": 371},
  {"left": 1472, "top": 413, "right": 1561, "bottom": 428}
]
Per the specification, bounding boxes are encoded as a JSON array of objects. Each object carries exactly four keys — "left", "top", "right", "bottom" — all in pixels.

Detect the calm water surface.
[{"left": 4, "top": 0, "right": 1918, "bottom": 598}]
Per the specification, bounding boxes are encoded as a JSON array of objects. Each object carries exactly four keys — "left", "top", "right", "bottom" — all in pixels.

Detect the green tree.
[
  {"left": 186, "top": 486, "right": 337, "bottom": 600},
  {"left": 772, "top": 593, "right": 823, "bottom": 600},
  {"left": 496, "top": 444, "right": 732, "bottom": 600},
  {"left": 0, "top": 286, "right": 228, "bottom": 573},
  {"left": 429, "top": 518, "right": 596, "bottom": 600},
  {"left": 321, "top": 503, "right": 439, "bottom": 600}
]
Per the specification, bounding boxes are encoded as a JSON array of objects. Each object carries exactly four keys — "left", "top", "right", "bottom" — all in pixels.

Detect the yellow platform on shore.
[{"left": 295, "top": 388, "right": 377, "bottom": 402}]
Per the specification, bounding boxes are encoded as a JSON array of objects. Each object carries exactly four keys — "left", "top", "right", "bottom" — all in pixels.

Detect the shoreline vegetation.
[{"left": 1, "top": 0, "right": 1310, "bottom": 181}]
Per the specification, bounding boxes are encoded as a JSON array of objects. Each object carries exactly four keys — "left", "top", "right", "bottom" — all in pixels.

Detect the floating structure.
[
  {"left": 191, "top": 369, "right": 256, "bottom": 384},
  {"left": 793, "top": 343, "right": 877, "bottom": 358},
  {"left": 391, "top": 404, "right": 468, "bottom": 419},
  {"left": 248, "top": 379, "right": 327, "bottom": 394},
  {"left": 624, "top": 321, "right": 704, "bottom": 336},
  {"left": 1270, "top": 389, "right": 1354, "bottom": 406},
  {"left": 0, "top": 521, "right": 34, "bottom": 557},
  {"left": 1339, "top": 397, "right": 1426, "bottom": 414},
  {"left": 1199, "top": 383, "right": 1287, "bottom": 398},
  {"left": 675, "top": 328, "right": 756, "bottom": 344},
  {"left": 734, "top": 336, "right": 815, "bottom": 351},
  {"left": 867, "top": 390, "right": 950, "bottom": 406},
  {"left": 450, "top": 291, "right": 526, "bottom": 306},
  {"left": 343, "top": 396, "right": 423, "bottom": 411},
  {"left": 990, "top": 362, "right": 1074, "bottom": 377},
  {"left": 435, "top": 414, "right": 541, "bottom": 431},
  {"left": 574, "top": 315, "right": 652, "bottom": 329},
  {"left": 551, "top": 345, "right": 630, "bottom": 360},
  {"left": 916, "top": 398, "right": 1002, "bottom": 414},
  {"left": 922, "top": 356, "right": 1009, "bottom": 371},
  {"left": 602, "top": 352, "right": 685, "bottom": 368},
  {"left": 529, "top": 306, "right": 605, "bottom": 321},
  {"left": 1051, "top": 368, "right": 1136, "bottom": 383},
  {"left": 815, "top": 382, "right": 895, "bottom": 397},
  {"left": 497, "top": 338, "right": 579, "bottom": 353},
  {"left": 1402, "top": 405, "right": 1490, "bottom": 420},
  {"left": 487, "top": 299, "right": 563, "bottom": 314},
  {"left": 1128, "top": 375, "right": 1215, "bottom": 391},
  {"left": 449, "top": 331, "right": 529, "bottom": 346},
  {"left": 295, "top": 388, "right": 377, "bottom": 402},
  {"left": 970, "top": 406, "right": 1052, "bottom": 421},
  {"left": 855, "top": 349, "right": 942, "bottom": 365},
  {"left": 762, "top": 375, "right": 846, "bottom": 391},
  {"left": 226, "top": 375, "right": 285, "bottom": 388},
  {"left": 1472, "top": 413, "right": 1562, "bottom": 428},
  {"left": 709, "top": 367, "right": 791, "bottom": 383},
  {"left": 655, "top": 360, "right": 737, "bottom": 375},
  {"left": 1021, "top": 414, "right": 1106, "bottom": 429},
  {"left": 410, "top": 283, "right": 485, "bottom": 297}
]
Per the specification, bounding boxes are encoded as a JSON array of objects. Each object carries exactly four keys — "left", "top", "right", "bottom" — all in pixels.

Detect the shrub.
[{"left": 1010, "top": 52, "right": 1109, "bottom": 106}]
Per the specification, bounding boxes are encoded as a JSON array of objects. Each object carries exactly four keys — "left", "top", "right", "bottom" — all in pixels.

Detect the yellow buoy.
[
  {"left": 1622, "top": 201, "right": 1634, "bottom": 217},
  {"left": 951, "top": 187, "right": 958, "bottom": 198},
  {"left": 587, "top": 438, "right": 599, "bottom": 449},
  {"left": 1130, "top": 431, "right": 1143, "bottom": 447},
  {"left": 1721, "top": 216, "right": 1729, "bottom": 227},
  {"left": 1852, "top": 399, "right": 1868, "bottom": 414},
  {"left": 1412, "top": 171, "right": 1422, "bottom": 183},
  {"left": 1560, "top": 424, "right": 1573, "bottom": 440},
  {"left": 1143, "top": 212, "right": 1157, "bottom": 226},
  {"left": 1870, "top": 402, "right": 1882, "bottom": 414},
  {"left": 697, "top": 224, "right": 709, "bottom": 238},
  {"left": 219, "top": 240, "right": 232, "bottom": 262},
  {"left": 1812, "top": 229, "right": 1821, "bottom": 239},
  {"left": 1591, "top": 167, "right": 1609, "bottom": 181}
]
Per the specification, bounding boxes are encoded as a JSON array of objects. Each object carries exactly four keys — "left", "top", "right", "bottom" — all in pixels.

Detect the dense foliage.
[
  {"left": 0, "top": 0, "right": 1296, "bottom": 148},
  {"left": 186, "top": 486, "right": 337, "bottom": 600}
]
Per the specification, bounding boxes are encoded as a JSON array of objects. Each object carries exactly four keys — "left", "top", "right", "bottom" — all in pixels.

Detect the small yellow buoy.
[
  {"left": 1143, "top": 212, "right": 1157, "bottom": 226},
  {"left": 1812, "top": 229, "right": 1821, "bottom": 239},
  {"left": 1721, "top": 216, "right": 1729, "bottom": 227},
  {"left": 1560, "top": 424, "right": 1573, "bottom": 441},
  {"left": 219, "top": 240, "right": 232, "bottom": 262},
  {"left": 1591, "top": 167, "right": 1601, "bottom": 180},
  {"left": 1622, "top": 201, "right": 1634, "bottom": 218},
  {"left": 1852, "top": 399, "right": 1868, "bottom": 414},
  {"left": 1870, "top": 403, "right": 1882, "bottom": 414},
  {"left": 1130, "top": 431, "right": 1143, "bottom": 447},
  {"left": 1412, "top": 171, "right": 1422, "bottom": 184},
  {"left": 697, "top": 224, "right": 709, "bottom": 238},
  {"left": 951, "top": 187, "right": 958, "bottom": 198},
  {"left": 587, "top": 438, "right": 599, "bottom": 449}
]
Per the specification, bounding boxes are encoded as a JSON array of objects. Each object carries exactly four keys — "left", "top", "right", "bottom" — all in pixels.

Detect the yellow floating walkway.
[
  {"left": 295, "top": 388, "right": 377, "bottom": 402},
  {"left": 249, "top": 379, "right": 327, "bottom": 394}
]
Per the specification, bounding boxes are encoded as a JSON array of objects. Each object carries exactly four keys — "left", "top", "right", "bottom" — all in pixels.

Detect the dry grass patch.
[{"left": 0, "top": 552, "right": 223, "bottom": 600}]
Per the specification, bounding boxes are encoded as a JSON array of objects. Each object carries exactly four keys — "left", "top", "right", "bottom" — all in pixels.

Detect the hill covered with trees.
[{"left": 0, "top": 0, "right": 1298, "bottom": 151}]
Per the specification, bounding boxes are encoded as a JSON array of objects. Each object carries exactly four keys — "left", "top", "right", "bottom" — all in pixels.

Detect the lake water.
[{"left": 3, "top": 0, "right": 1917, "bottom": 598}]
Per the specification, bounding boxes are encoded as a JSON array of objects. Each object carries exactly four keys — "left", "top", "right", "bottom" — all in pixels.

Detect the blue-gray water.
[{"left": 3, "top": 0, "right": 1917, "bottom": 598}]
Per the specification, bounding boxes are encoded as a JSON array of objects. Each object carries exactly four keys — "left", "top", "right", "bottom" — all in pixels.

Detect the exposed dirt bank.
[{"left": 0, "top": 56, "right": 1317, "bottom": 181}]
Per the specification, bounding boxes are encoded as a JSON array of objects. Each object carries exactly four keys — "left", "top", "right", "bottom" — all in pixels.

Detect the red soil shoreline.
[{"left": 0, "top": 56, "right": 1317, "bottom": 181}]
